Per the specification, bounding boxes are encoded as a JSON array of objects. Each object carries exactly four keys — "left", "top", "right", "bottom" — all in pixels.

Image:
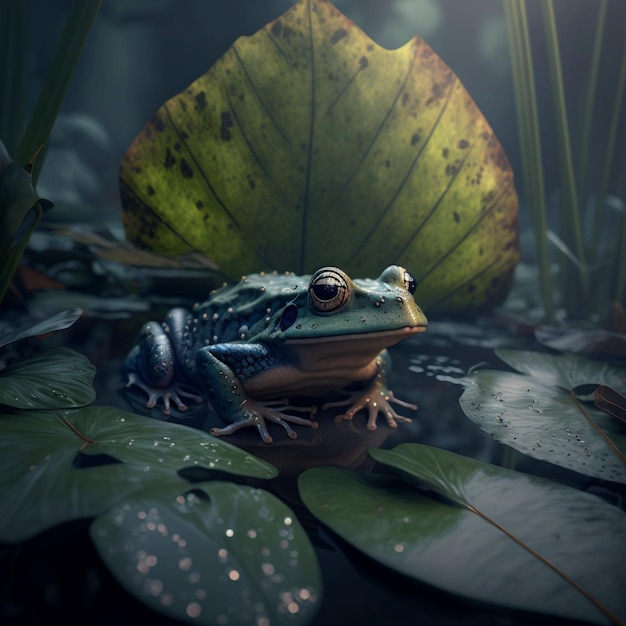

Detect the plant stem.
[
  {"left": 615, "top": 184, "right": 626, "bottom": 305},
  {"left": 503, "top": 0, "right": 555, "bottom": 322},
  {"left": 576, "top": 0, "right": 607, "bottom": 204},
  {"left": 591, "top": 39, "right": 626, "bottom": 259},
  {"left": 15, "top": 0, "right": 101, "bottom": 182},
  {"left": 0, "top": 1, "right": 28, "bottom": 155},
  {"left": 540, "top": 0, "right": 590, "bottom": 313}
]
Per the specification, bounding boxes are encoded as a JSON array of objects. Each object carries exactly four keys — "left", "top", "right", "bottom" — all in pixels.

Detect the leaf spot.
[
  {"left": 220, "top": 112, "right": 234, "bottom": 141},
  {"left": 330, "top": 28, "right": 347, "bottom": 45},
  {"left": 195, "top": 91, "right": 207, "bottom": 111},
  {"left": 163, "top": 148, "right": 176, "bottom": 169},
  {"left": 180, "top": 159, "right": 193, "bottom": 178}
]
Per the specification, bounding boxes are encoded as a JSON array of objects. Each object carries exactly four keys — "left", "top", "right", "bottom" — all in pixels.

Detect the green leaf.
[
  {"left": 0, "top": 147, "right": 53, "bottom": 302},
  {"left": 459, "top": 349, "right": 626, "bottom": 483},
  {"left": 300, "top": 445, "right": 626, "bottom": 625},
  {"left": 91, "top": 481, "right": 321, "bottom": 626},
  {"left": 0, "top": 307, "right": 83, "bottom": 348},
  {"left": 0, "top": 347, "right": 95, "bottom": 409},
  {"left": 15, "top": 0, "right": 102, "bottom": 182},
  {"left": 120, "top": 0, "right": 519, "bottom": 315},
  {"left": 0, "top": 405, "right": 277, "bottom": 542}
]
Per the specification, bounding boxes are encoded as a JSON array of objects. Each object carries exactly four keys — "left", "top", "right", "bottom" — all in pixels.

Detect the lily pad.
[
  {"left": 459, "top": 349, "right": 626, "bottom": 483},
  {"left": 120, "top": 0, "right": 519, "bottom": 315},
  {"left": 0, "top": 405, "right": 277, "bottom": 542},
  {"left": 299, "top": 444, "right": 626, "bottom": 625},
  {"left": 91, "top": 481, "right": 321, "bottom": 626},
  {"left": 0, "top": 347, "right": 96, "bottom": 409}
]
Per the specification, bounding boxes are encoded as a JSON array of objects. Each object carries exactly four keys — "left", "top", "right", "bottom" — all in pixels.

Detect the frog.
[{"left": 124, "top": 265, "right": 428, "bottom": 443}]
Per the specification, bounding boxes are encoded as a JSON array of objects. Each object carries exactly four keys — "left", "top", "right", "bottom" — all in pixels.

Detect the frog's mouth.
[{"left": 284, "top": 325, "right": 426, "bottom": 369}]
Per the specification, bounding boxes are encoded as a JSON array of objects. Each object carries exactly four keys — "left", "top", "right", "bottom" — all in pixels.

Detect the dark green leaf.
[
  {"left": 0, "top": 405, "right": 277, "bottom": 542},
  {"left": 300, "top": 446, "right": 626, "bottom": 624},
  {"left": 91, "top": 481, "right": 321, "bottom": 626},
  {"left": 15, "top": 0, "right": 102, "bottom": 182},
  {"left": 0, "top": 347, "right": 95, "bottom": 409},
  {"left": 0, "top": 307, "right": 83, "bottom": 348},
  {"left": 459, "top": 349, "right": 626, "bottom": 482}
]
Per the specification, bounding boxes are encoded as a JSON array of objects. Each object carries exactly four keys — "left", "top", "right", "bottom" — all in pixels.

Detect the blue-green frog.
[{"left": 124, "top": 265, "right": 428, "bottom": 443}]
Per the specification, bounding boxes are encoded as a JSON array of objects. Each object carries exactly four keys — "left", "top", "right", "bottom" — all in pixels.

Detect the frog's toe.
[
  {"left": 326, "top": 385, "right": 416, "bottom": 430},
  {"left": 211, "top": 417, "right": 274, "bottom": 444},
  {"left": 210, "top": 401, "right": 318, "bottom": 443},
  {"left": 126, "top": 373, "right": 201, "bottom": 414}
]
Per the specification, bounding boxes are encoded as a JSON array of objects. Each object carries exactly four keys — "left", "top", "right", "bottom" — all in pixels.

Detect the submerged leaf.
[
  {"left": 299, "top": 446, "right": 626, "bottom": 624},
  {"left": 120, "top": 0, "right": 518, "bottom": 314},
  {"left": 91, "top": 481, "right": 321, "bottom": 626},
  {"left": 459, "top": 349, "right": 626, "bottom": 482},
  {"left": 0, "top": 406, "right": 277, "bottom": 542}
]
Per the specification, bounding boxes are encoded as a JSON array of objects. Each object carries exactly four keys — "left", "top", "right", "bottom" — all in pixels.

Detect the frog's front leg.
[
  {"left": 323, "top": 350, "right": 417, "bottom": 430},
  {"left": 196, "top": 343, "right": 318, "bottom": 444},
  {"left": 124, "top": 311, "right": 202, "bottom": 414}
]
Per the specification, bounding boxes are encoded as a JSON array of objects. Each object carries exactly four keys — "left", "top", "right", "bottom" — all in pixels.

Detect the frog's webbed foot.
[
  {"left": 210, "top": 400, "right": 318, "bottom": 444},
  {"left": 126, "top": 373, "right": 203, "bottom": 414},
  {"left": 323, "top": 379, "right": 416, "bottom": 431}
]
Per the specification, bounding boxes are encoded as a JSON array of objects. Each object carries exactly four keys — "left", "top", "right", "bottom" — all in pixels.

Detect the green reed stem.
[
  {"left": 15, "top": 0, "right": 101, "bottom": 182},
  {"left": 591, "top": 40, "right": 626, "bottom": 258},
  {"left": 503, "top": 0, "right": 555, "bottom": 322},
  {"left": 576, "top": 0, "right": 606, "bottom": 205},
  {"left": 540, "top": 0, "right": 590, "bottom": 311},
  {"left": 616, "top": 183, "right": 626, "bottom": 304},
  {"left": 0, "top": 1, "right": 28, "bottom": 156}
]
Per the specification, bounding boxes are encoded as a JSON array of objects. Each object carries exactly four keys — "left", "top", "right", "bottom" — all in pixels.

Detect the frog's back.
[{"left": 193, "top": 271, "right": 307, "bottom": 345}]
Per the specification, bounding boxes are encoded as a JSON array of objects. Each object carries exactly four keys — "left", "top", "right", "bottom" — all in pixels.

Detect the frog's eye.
[
  {"left": 308, "top": 268, "right": 350, "bottom": 313},
  {"left": 403, "top": 270, "right": 417, "bottom": 295}
]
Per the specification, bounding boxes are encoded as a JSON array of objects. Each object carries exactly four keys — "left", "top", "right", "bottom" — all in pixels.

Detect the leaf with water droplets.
[
  {"left": 459, "top": 349, "right": 626, "bottom": 483},
  {"left": 300, "top": 445, "right": 626, "bottom": 625},
  {"left": 91, "top": 481, "right": 321, "bottom": 626},
  {"left": 119, "top": 0, "right": 519, "bottom": 315},
  {"left": 0, "top": 405, "right": 277, "bottom": 542},
  {"left": 0, "top": 347, "right": 95, "bottom": 409}
]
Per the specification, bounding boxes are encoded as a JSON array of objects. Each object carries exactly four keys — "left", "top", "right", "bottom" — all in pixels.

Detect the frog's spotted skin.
[{"left": 124, "top": 266, "right": 428, "bottom": 443}]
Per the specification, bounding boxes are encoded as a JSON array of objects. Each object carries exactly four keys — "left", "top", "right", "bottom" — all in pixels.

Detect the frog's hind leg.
[{"left": 124, "top": 319, "right": 202, "bottom": 414}]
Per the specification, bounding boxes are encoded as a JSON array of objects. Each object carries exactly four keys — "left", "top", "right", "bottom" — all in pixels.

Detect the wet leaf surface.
[
  {"left": 459, "top": 349, "right": 626, "bottom": 482},
  {"left": 91, "top": 481, "right": 321, "bottom": 626},
  {"left": 120, "top": 0, "right": 519, "bottom": 315},
  {"left": 300, "top": 444, "right": 626, "bottom": 625},
  {"left": 0, "top": 405, "right": 277, "bottom": 542},
  {"left": 0, "top": 347, "right": 95, "bottom": 409}
]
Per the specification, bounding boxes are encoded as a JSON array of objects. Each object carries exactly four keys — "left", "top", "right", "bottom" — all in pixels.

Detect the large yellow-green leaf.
[{"left": 120, "top": 0, "right": 519, "bottom": 314}]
